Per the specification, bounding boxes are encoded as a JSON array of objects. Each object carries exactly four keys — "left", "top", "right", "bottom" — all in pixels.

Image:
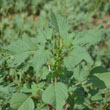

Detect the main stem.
[{"left": 54, "top": 34, "right": 63, "bottom": 83}]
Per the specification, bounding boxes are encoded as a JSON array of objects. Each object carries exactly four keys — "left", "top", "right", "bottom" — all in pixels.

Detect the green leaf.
[
  {"left": 64, "top": 46, "right": 93, "bottom": 68},
  {"left": 89, "top": 72, "right": 110, "bottom": 89},
  {"left": 36, "top": 67, "right": 49, "bottom": 79},
  {"left": 50, "top": 12, "right": 59, "bottom": 32},
  {"left": 10, "top": 93, "right": 34, "bottom": 110},
  {"left": 42, "top": 82, "right": 68, "bottom": 110},
  {"left": 20, "top": 84, "right": 32, "bottom": 93},
  {"left": 91, "top": 93, "right": 102, "bottom": 101},
  {"left": 73, "top": 65, "right": 89, "bottom": 82},
  {"left": 36, "top": 27, "right": 53, "bottom": 44},
  {"left": 31, "top": 82, "right": 44, "bottom": 95},
  {"left": 73, "top": 27, "right": 104, "bottom": 46},
  {"left": 90, "top": 66, "right": 107, "bottom": 74},
  {"left": 6, "top": 35, "right": 37, "bottom": 66},
  {"left": 94, "top": 72, "right": 110, "bottom": 88},
  {"left": 18, "top": 98, "right": 34, "bottom": 110},
  {"left": 50, "top": 12, "right": 70, "bottom": 39},
  {"left": 89, "top": 75, "right": 106, "bottom": 89},
  {"left": 32, "top": 49, "right": 51, "bottom": 72},
  {"left": 63, "top": 32, "right": 75, "bottom": 47}
]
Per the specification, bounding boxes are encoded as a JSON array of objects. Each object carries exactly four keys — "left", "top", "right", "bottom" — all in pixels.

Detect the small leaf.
[{"left": 91, "top": 93, "right": 102, "bottom": 101}]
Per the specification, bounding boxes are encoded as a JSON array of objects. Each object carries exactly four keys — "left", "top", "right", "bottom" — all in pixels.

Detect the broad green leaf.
[
  {"left": 73, "top": 27, "right": 104, "bottom": 46},
  {"left": 73, "top": 65, "right": 89, "bottom": 82},
  {"left": 36, "top": 67, "right": 49, "bottom": 79},
  {"left": 89, "top": 72, "right": 110, "bottom": 89},
  {"left": 6, "top": 36, "right": 37, "bottom": 66},
  {"left": 50, "top": 12, "right": 70, "bottom": 39},
  {"left": 18, "top": 98, "right": 34, "bottom": 110},
  {"left": 42, "top": 82, "right": 68, "bottom": 110},
  {"left": 90, "top": 66, "right": 107, "bottom": 74},
  {"left": 10, "top": 93, "right": 34, "bottom": 110},
  {"left": 94, "top": 72, "right": 110, "bottom": 88},
  {"left": 0, "top": 86, "right": 9, "bottom": 95},
  {"left": 36, "top": 27, "right": 53, "bottom": 44},
  {"left": 89, "top": 75, "right": 106, "bottom": 89},
  {"left": 32, "top": 49, "right": 51, "bottom": 72},
  {"left": 64, "top": 46, "right": 93, "bottom": 68}
]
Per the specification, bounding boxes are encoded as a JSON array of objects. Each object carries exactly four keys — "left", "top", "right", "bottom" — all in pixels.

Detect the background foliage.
[{"left": 0, "top": 0, "right": 110, "bottom": 110}]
